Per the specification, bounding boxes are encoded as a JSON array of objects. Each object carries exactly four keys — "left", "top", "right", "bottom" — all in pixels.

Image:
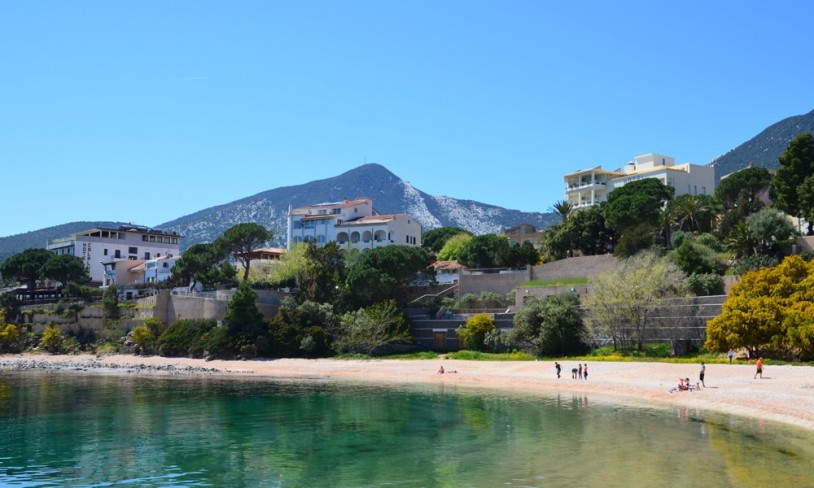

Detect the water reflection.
[{"left": 1, "top": 372, "right": 813, "bottom": 487}]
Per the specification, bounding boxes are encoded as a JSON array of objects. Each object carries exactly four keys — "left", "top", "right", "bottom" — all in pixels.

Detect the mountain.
[
  {"left": 0, "top": 165, "right": 559, "bottom": 261},
  {"left": 709, "top": 108, "right": 814, "bottom": 178},
  {"left": 156, "top": 163, "right": 560, "bottom": 249}
]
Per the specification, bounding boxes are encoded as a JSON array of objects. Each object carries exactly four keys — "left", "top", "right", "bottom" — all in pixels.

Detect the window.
[
  {"left": 163, "top": 262, "right": 169, "bottom": 268},
  {"left": 128, "top": 247, "right": 138, "bottom": 255},
  {"left": 104, "top": 249, "right": 108, "bottom": 256},
  {"left": 114, "top": 250, "right": 121, "bottom": 258},
  {"left": 144, "top": 252, "right": 151, "bottom": 260},
  {"left": 332, "top": 208, "right": 341, "bottom": 214},
  {"left": 304, "top": 221, "right": 315, "bottom": 229}
]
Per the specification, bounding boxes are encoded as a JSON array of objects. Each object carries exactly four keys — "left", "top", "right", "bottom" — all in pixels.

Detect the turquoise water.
[{"left": 1, "top": 372, "right": 813, "bottom": 488}]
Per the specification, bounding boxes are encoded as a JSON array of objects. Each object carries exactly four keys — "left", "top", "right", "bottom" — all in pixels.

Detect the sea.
[{"left": 1, "top": 371, "right": 813, "bottom": 487}]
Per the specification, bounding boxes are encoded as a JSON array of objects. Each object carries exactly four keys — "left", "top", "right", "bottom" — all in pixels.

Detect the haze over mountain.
[
  {"left": 709, "top": 108, "right": 814, "bottom": 178},
  {"left": 0, "top": 164, "right": 559, "bottom": 262}
]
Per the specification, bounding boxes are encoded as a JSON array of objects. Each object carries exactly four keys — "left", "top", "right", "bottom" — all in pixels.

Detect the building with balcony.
[
  {"left": 287, "top": 198, "right": 422, "bottom": 250},
  {"left": 564, "top": 153, "right": 715, "bottom": 210},
  {"left": 46, "top": 225, "right": 182, "bottom": 286}
]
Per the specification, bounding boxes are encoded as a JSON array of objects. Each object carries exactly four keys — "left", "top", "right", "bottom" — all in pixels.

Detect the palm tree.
[
  {"left": 551, "top": 200, "right": 575, "bottom": 223},
  {"left": 724, "top": 222, "right": 756, "bottom": 259},
  {"left": 670, "top": 194, "right": 714, "bottom": 233}
]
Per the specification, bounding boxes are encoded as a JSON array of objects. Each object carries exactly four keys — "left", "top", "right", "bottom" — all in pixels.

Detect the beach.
[{"left": 2, "top": 353, "right": 813, "bottom": 431}]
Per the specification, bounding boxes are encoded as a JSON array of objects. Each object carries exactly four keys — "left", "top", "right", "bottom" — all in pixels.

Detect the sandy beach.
[{"left": 3, "top": 353, "right": 813, "bottom": 432}]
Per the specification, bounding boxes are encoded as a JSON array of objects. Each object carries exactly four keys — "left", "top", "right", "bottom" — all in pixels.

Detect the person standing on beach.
[
  {"left": 555, "top": 362, "right": 562, "bottom": 379},
  {"left": 754, "top": 357, "right": 763, "bottom": 379},
  {"left": 578, "top": 363, "right": 583, "bottom": 380},
  {"left": 727, "top": 349, "right": 735, "bottom": 364},
  {"left": 699, "top": 362, "right": 705, "bottom": 387},
  {"left": 583, "top": 363, "right": 588, "bottom": 380}
]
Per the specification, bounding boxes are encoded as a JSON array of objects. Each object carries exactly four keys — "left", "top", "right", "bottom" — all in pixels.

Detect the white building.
[
  {"left": 47, "top": 225, "right": 182, "bottom": 286},
  {"left": 564, "top": 153, "right": 715, "bottom": 209},
  {"left": 287, "top": 198, "right": 422, "bottom": 250},
  {"left": 137, "top": 255, "right": 180, "bottom": 284}
]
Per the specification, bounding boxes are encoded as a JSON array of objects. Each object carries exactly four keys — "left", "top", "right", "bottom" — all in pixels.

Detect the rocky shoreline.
[{"left": 0, "top": 356, "right": 223, "bottom": 376}]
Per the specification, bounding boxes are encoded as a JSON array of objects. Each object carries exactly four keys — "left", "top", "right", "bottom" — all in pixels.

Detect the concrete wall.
[
  {"left": 18, "top": 303, "right": 141, "bottom": 335},
  {"left": 795, "top": 236, "right": 814, "bottom": 252},
  {"left": 17, "top": 288, "right": 286, "bottom": 336},
  {"left": 458, "top": 269, "right": 529, "bottom": 296},
  {"left": 530, "top": 254, "right": 617, "bottom": 281}
]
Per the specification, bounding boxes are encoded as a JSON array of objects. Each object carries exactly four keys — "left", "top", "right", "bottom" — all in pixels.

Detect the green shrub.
[
  {"left": 696, "top": 233, "right": 723, "bottom": 252},
  {"left": 102, "top": 285, "right": 119, "bottom": 319},
  {"left": 157, "top": 319, "right": 218, "bottom": 357},
  {"left": 684, "top": 273, "right": 725, "bottom": 296},
  {"left": 483, "top": 328, "right": 512, "bottom": 352},
  {"left": 458, "top": 293, "right": 479, "bottom": 309},
  {"left": 192, "top": 325, "right": 233, "bottom": 359},
  {"left": 733, "top": 254, "right": 778, "bottom": 276},
  {"left": 478, "top": 291, "right": 506, "bottom": 308}
]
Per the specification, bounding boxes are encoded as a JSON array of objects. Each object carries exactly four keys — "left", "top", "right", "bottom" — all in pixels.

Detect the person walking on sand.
[
  {"left": 699, "top": 362, "right": 705, "bottom": 387},
  {"left": 583, "top": 363, "right": 588, "bottom": 380},
  {"left": 578, "top": 363, "right": 583, "bottom": 380},
  {"left": 754, "top": 357, "right": 763, "bottom": 379},
  {"left": 555, "top": 362, "right": 562, "bottom": 379}
]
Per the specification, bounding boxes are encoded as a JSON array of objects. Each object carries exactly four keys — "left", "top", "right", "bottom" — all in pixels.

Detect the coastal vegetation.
[{"left": 2, "top": 137, "right": 814, "bottom": 362}]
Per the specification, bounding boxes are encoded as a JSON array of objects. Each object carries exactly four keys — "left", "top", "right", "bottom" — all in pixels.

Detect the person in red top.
[{"left": 754, "top": 357, "right": 763, "bottom": 379}]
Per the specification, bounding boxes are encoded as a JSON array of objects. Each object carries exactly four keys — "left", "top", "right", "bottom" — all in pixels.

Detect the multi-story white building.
[
  {"left": 287, "top": 198, "right": 422, "bottom": 250},
  {"left": 564, "top": 153, "right": 715, "bottom": 209},
  {"left": 46, "top": 225, "right": 182, "bottom": 285}
]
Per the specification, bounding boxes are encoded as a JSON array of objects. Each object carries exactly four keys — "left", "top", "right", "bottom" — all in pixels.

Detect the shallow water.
[{"left": 1, "top": 371, "right": 812, "bottom": 487}]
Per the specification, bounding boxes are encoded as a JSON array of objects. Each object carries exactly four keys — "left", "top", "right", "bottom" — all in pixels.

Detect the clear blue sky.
[{"left": 2, "top": 1, "right": 814, "bottom": 238}]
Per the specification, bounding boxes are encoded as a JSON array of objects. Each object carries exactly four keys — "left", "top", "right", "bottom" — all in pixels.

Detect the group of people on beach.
[
  {"left": 439, "top": 356, "right": 766, "bottom": 385},
  {"left": 553, "top": 362, "right": 587, "bottom": 380}
]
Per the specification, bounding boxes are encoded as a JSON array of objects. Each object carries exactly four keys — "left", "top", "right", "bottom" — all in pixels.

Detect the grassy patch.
[
  {"left": 446, "top": 350, "right": 535, "bottom": 361},
  {"left": 521, "top": 278, "right": 588, "bottom": 287}
]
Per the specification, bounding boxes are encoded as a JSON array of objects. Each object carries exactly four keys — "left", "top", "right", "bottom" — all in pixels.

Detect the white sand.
[{"left": 4, "top": 353, "right": 814, "bottom": 431}]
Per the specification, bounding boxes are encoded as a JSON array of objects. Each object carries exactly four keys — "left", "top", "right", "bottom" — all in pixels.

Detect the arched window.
[
  {"left": 351, "top": 231, "right": 361, "bottom": 243},
  {"left": 317, "top": 235, "right": 326, "bottom": 244},
  {"left": 374, "top": 230, "right": 386, "bottom": 242},
  {"left": 337, "top": 232, "right": 349, "bottom": 243},
  {"left": 362, "top": 231, "right": 373, "bottom": 242}
]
